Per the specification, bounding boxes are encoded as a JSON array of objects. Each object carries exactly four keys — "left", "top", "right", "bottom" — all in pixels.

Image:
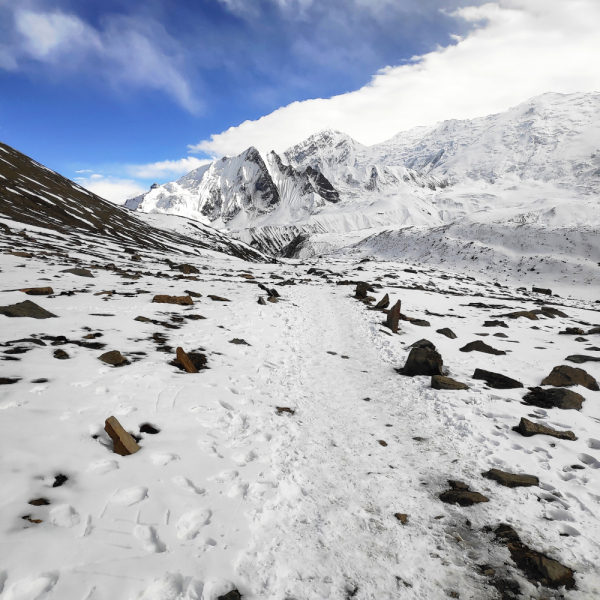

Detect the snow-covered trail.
[{"left": 239, "top": 284, "right": 492, "bottom": 600}]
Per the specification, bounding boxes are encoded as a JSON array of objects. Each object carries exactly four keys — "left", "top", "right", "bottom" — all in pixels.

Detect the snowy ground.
[{"left": 1, "top": 219, "right": 600, "bottom": 600}]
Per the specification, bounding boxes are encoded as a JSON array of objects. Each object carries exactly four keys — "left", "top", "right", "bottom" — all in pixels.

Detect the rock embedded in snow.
[
  {"left": 374, "top": 293, "right": 389, "bottom": 309},
  {"left": 560, "top": 327, "right": 586, "bottom": 335},
  {"left": 53, "top": 349, "right": 69, "bottom": 360},
  {"left": 105, "top": 416, "right": 141, "bottom": 456},
  {"left": 152, "top": 294, "right": 194, "bottom": 306},
  {"left": 522, "top": 386, "right": 585, "bottom": 410},
  {"left": 386, "top": 300, "right": 401, "bottom": 333},
  {"left": 540, "top": 365, "right": 599, "bottom": 391},
  {"left": 565, "top": 354, "right": 600, "bottom": 364},
  {"left": 208, "top": 295, "right": 230, "bottom": 302},
  {"left": 515, "top": 417, "right": 577, "bottom": 441},
  {"left": 20, "top": 287, "right": 53, "bottom": 295},
  {"left": 267, "top": 296, "right": 278, "bottom": 303},
  {"left": 436, "top": 327, "right": 457, "bottom": 339},
  {"left": 439, "top": 481, "right": 489, "bottom": 506},
  {"left": 503, "top": 311, "right": 539, "bottom": 321},
  {"left": 355, "top": 282, "right": 374, "bottom": 299},
  {"left": 175, "top": 347, "right": 199, "bottom": 374},
  {"left": 61, "top": 267, "right": 94, "bottom": 277},
  {"left": 472, "top": 369, "right": 523, "bottom": 389},
  {"left": 0, "top": 300, "right": 57, "bottom": 319},
  {"left": 99, "top": 350, "right": 130, "bottom": 367},
  {"left": 482, "top": 469, "right": 539, "bottom": 488},
  {"left": 483, "top": 320, "right": 508, "bottom": 328},
  {"left": 431, "top": 375, "right": 469, "bottom": 390},
  {"left": 400, "top": 346, "right": 443, "bottom": 377},
  {"left": 257, "top": 297, "right": 266, "bottom": 305},
  {"left": 394, "top": 513, "right": 408, "bottom": 525},
  {"left": 460, "top": 340, "right": 506, "bottom": 355}
]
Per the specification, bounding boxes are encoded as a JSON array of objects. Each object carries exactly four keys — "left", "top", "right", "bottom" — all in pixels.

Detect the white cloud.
[
  {"left": 126, "top": 157, "right": 213, "bottom": 179},
  {"left": 75, "top": 174, "right": 147, "bottom": 204},
  {"left": 193, "top": 0, "right": 600, "bottom": 156}
]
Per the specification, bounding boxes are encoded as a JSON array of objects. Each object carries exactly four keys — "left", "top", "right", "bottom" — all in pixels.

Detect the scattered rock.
[
  {"left": 0, "top": 377, "right": 21, "bottom": 385},
  {"left": 460, "top": 340, "right": 506, "bottom": 355},
  {"left": 355, "top": 282, "right": 375, "bottom": 299},
  {"left": 53, "top": 474, "right": 68, "bottom": 487},
  {"left": 386, "top": 300, "right": 401, "bottom": 333},
  {"left": 229, "top": 338, "right": 250, "bottom": 346},
  {"left": 374, "top": 293, "right": 390, "bottom": 309},
  {"left": 559, "top": 327, "right": 585, "bottom": 335},
  {"left": 174, "top": 264, "right": 199, "bottom": 275},
  {"left": 267, "top": 296, "right": 278, "bottom": 303},
  {"left": 532, "top": 287, "right": 552, "bottom": 295},
  {"left": 482, "top": 469, "right": 539, "bottom": 488},
  {"left": 105, "top": 416, "right": 141, "bottom": 456},
  {"left": 493, "top": 332, "right": 509, "bottom": 338},
  {"left": 29, "top": 498, "right": 50, "bottom": 506},
  {"left": 540, "top": 306, "right": 568, "bottom": 318},
  {"left": 409, "top": 339, "right": 436, "bottom": 349},
  {"left": 20, "top": 287, "right": 54, "bottom": 295},
  {"left": 53, "top": 349, "right": 70, "bottom": 360},
  {"left": 208, "top": 295, "right": 230, "bottom": 302},
  {"left": 436, "top": 327, "right": 457, "bottom": 339},
  {"left": 472, "top": 369, "right": 523, "bottom": 389},
  {"left": 431, "top": 375, "right": 469, "bottom": 390},
  {"left": 61, "top": 267, "right": 94, "bottom": 277},
  {"left": 175, "top": 347, "right": 199, "bottom": 373},
  {"left": 0, "top": 300, "right": 57, "bottom": 319},
  {"left": 439, "top": 481, "right": 489, "bottom": 506},
  {"left": 540, "top": 365, "right": 599, "bottom": 391},
  {"left": 184, "top": 290, "right": 202, "bottom": 298},
  {"left": 400, "top": 346, "right": 443, "bottom": 377},
  {"left": 515, "top": 417, "right": 577, "bottom": 441},
  {"left": 171, "top": 349, "right": 207, "bottom": 372},
  {"left": 257, "top": 297, "right": 267, "bottom": 305},
  {"left": 268, "top": 288, "right": 280, "bottom": 298},
  {"left": 483, "top": 320, "right": 508, "bottom": 328},
  {"left": 565, "top": 354, "right": 600, "bottom": 364},
  {"left": 152, "top": 294, "right": 194, "bottom": 306},
  {"left": 523, "top": 387, "right": 585, "bottom": 410},
  {"left": 218, "top": 591, "right": 242, "bottom": 600},
  {"left": 378, "top": 440, "right": 388, "bottom": 447},
  {"left": 99, "top": 350, "right": 130, "bottom": 367},
  {"left": 503, "top": 311, "right": 538, "bottom": 320},
  {"left": 394, "top": 513, "right": 408, "bottom": 525},
  {"left": 276, "top": 406, "right": 295, "bottom": 415},
  {"left": 140, "top": 423, "right": 160, "bottom": 434}
]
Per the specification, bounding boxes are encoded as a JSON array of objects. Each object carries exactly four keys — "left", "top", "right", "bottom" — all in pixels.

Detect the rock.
[
  {"left": 540, "top": 306, "right": 568, "bottom": 318},
  {"left": 276, "top": 406, "right": 295, "bottom": 415},
  {"left": 29, "top": 498, "right": 50, "bottom": 506},
  {"left": 208, "top": 295, "right": 230, "bottom": 302},
  {"left": 436, "top": 327, "right": 457, "bottom": 339},
  {"left": 472, "top": 369, "right": 523, "bottom": 389},
  {"left": 171, "top": 349, "right": 207, "bottom": 371},
  {"left": 386, "top": 300, "right": 401, "bottom": 333},
  {"left": 394, "top": 513, "right": 408, "bottom": 525},
  {"left": 515, "top": 417, "right": 577, "bottom": 441},
  {"left": 257, "top": 297, "right": 267, "bottom": 305},
  {"left": 9, "top": 250, "right": 33, "bottom": 258},
  {"left": 229, "top": 338, "right": 250, "bottom": 345},
  {"left": 493, "top": 332, "right": 509, "bottom": 338},
  {"left": 523, "top": 386, "right": 585, "bottom": 410},
  {"left": 559, "top": 327, "right": 585, "bottom": 335},
  {"left": 374, "top": 293, "right": 390, "bottom": 309},
  {"left": 378, "top": 440, "right": 388, "bottom": 446},
  {"left": 268, "top": 288, "right": 280, "bottom": 298},
  {"left": 218, "top": 591, "right": 242, "bottom": 600},
  {"left": 152, "top": 294, "right": 194, "bottom": 306},
  {"left": 439, "top": 481, "right": 489, "bottom": 506},
  {"left": 99, "top": 350, "right": 130, "bottom": 367},
  {"left": 174, "top": 264, "right": 199, "bottom": 275},
  {"left": 431, "top": 375, "right": 469, "bottom": 390},
  {"left": 410, "top": 339, "right": 436, "bottom": 349},
  {"left": 588, "top": 326, "right": 600, "bottom": 335},
  {"left": 532, "top": 287, "right": 552, "bottom": 295},
  {"left": 565, "top": 354, "right": 600, "bottom": 364},
  {"left": 104, "top": 416, "right": 141, "bottom": 456},
  {"left": 483, "top": 320, "right": 508, "bottom": 328},
  {"left": 0, "top": 300, "right": 57, "bottom": 319},
  {"left": 53, "top": 349, "right": 70, "bottom": 360},
  {"left": 140, "top": 423, "right": 160, "bottom": 434},
  {"left": 184, "top": 290, "right": 202, "bottom": 298},
  {"left": 503, "top": 311, "right": 538, "bottom": 320},
  {"left": 540, "top": 365, "right": 599, "bottom": 391},
  {"left": 0, "top": 377, "right": 20, "bottom": 385},
  {"left": 61, "top": 267, "right": 94, "bottom": 277},
  {"left": 460, "top": 340, "right": 506, "bottom": 355},
  {"left": 239, "top": 273, "right": 255, "bottom": 280},
  {"left": 175, "top": 347, "right": 199, "bottom": 373},
  {"left": 482, "top": 469, "right": 539, "bottom": 488},
  {"left": 400, "top": 346, "right": 443, "bottom": 377},
  {"left": 355, "top": 282, "right": 375, "bottom": 299},
  {"left": 20, "top": 287, "right": 54, "bottom": 295},
  {"left": 53, "top": 474, "right": 68, "bottom": 487},
  {"left": 494, "top": 524, "right": 575, "bottom": 589},
  {"left": 267, "top": 296, "right": 278, "bottom": 303}
]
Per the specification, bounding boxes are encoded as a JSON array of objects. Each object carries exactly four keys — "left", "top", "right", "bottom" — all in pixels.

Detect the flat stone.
[
  {"left": 540, "top": 306, "right": 568, "bottom": 318},
  {"left": 482, "top": 468, "right": 539, "bottom": 488},
  {"left": 460, "top": 340, "right": 506, "bottom": 355},
  {"left": 99, "top": 350, "right": 130, "bottom": 367},
  {"left": 532, "top": 287, "right": 552, "bottom": 295},
  {"left": 559, "top": 327, "right": 585, "bottom": 335},
  {"left": 472, "top": 369, "right": 523, "bottom": 389},
  {"left": 400, "top": 346, "right": 443, "bottom": 377},
  {"left": 483, "top": 320, "right": 508, "bottom": 328},
  {"left": 229, "top": 338, "right": 250, "bottom": 345},
  {"left": 61, "top": 267, "right": 94, "bottom": 277},
  {"left": 267, "top": 296, "right": 278, "bottom": 303},
  {"left": 0, "top": 300, "right": 57, "bottom": 319},
  {"left": 503, "top": 311, "right": 539, "bottom": 320},
  {"left": 493, "top": 332, "right": 509, "bottom": 338},
  {"left": 208, "top": 295, "right": 230, "bottom": 301},
  {"left": 0, "top": 377, "right": 20, "bottom": 385},
  {"left": 515, "top": 417, "right": 577, "bottom": 441},
  {"left": 565, "top": 354, "right": 600, "bottom": 364},
  {"left": 152, "top": 294, "right": 194, "bottom": 306},
  {"left": 175, "top": 347, "right": 199, "bottom": 373},
  {"left": 439, "top": 481, "right": 489, "bottom": 506},
  {"left": 523, "top": 386, "right": 585, "bottom": 410},
  {"left": 53, "top": 349, "right": 70, "bottom": 360},
  {"left": 105, "top": 416, "right": 141, "bottom": 456},
  {"left": 540, "top": 365, "right": 599, "bottom": 391},
  {"left": 394, "top": 513, "right": 408, "bottom": 525},
  {"left": 436, "top": 327, "right": 457, "bottom": 339},
  {"left": 20, "top": 287, "right": 54, "bottom": 295},
  {"left": 431, "top": 375, "right": 469, "bottom": 390}
]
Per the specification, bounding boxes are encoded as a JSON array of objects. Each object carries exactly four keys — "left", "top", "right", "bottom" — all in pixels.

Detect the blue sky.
[{"left": 1, "top": 0, "right": 599, "bottom": 201}]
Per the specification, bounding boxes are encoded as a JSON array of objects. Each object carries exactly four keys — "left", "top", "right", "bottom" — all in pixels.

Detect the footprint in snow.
[
  {"left": 151, "top": 453, "right": 179, "bottom": 466},
  {"left": 176, "top": 509, "right": 212, "bottom": 540},
  {"left": 138, "top": 572, "right": 183, "bottom": 600},
  {"left": 134, "top": 524, "right": 166, "bottom": 553},
  {"left": 110, "top": 486, "right": 148, "bottom": 506},
  {"left": 87, "top": 459, "right": 119, "bottom": 474},
  {"left": 4, "top": 572, "right": 59, "bottom": 600},
  {"left": 172, "top": 476, "right": 205, "bottom": 495},
  {"left": 50, "top": 504, "right": 80, "bottom": 528}
]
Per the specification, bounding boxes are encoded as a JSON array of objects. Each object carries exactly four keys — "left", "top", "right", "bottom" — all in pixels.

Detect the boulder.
[
  {"left": 175, "top": 347, "right": 199, "bottom": 373},
  {"left": 532, "top": 287, "right": 552, "bottom": 295},
  {"left": 540, "top": 365, "right": 599, "bottom": 391},
  {"left": 20, "top": 287, "right": 54, "bottom": 295},
  {"left": 523, "top": 386, "right": 584, "bottom": 410},
  {"left": 355, "top": 282, "right": 375, "bottom": 299},
  {"left": 374, "top": 294, "right": 390, "bottom": 309},
  {"left": 436, "top": 328, "right": 457, "bottom": 339},
  {"left": 472, "top": 369, "right": 523, "bottom": 389},
  {"left": 53, "top": 349, "right": 70, "bottom": 360},
  {"left": 0, "top": 300, "right": 57, "bottom": 319},
  {"left": 400, "top": 346, "right": 443, "bottom": 377},
  {"left": 565, "top": 354, "right": 600, "bottom": 364},
  {"left": 152, "top": 294, "right": 194, "bottom": 306},
  {"left": 218, "top": 591, "right": 242, "bottom": 600},
  {"left": 431, "top": 375, "right": 469, "bottom": 390},
  {"left": 105, "top": 416, "right": 141, "bottom": 456},
  {"left": 482, "top": 469, "right": 538, "bottom": 488},
  {"left": 410, "top": 339, "right": 436, "bottom": 349},
  {"left": 540, "top": 306, "right": 568, "bottom": 318},
  {"left": 460, "top": 340, "right": 506, "bottom": 355},
  {"left": 174, "top": 264, "right": 199, "bottom": 275},
  {"left": 483, "top": 320, "right": 508, "bottom": 328},
  {"left": 61, "top": 267, "right": 94, "bottom": 277},
  {"left": 386, "top": 300, "right": 401, "bottom": 333},
  {"left": 515, "top": 417, "right": 577, "bottom": 441},
  {"left": 439, "top": 481, "right": 489, "bottom": 506},
  {"left": 99, "top": 350, "right": 130, "bottom": 367}
]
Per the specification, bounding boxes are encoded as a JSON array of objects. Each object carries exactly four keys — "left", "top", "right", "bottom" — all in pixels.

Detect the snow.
[{"left": 1, "top": 219, "right": 599, "bottom": 599}]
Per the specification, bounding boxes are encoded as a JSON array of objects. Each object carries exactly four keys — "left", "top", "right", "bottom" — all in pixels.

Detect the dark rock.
[
  {"left": 400, "top": 346, "right": 443, "bottom": 377},
  {"left": 409, "top": 319, "right": 431, "bottom": 327},
  {"left": 439, "top": 481, "right": 489, "bottom": 506},
  {"left": 515, "top": 417, "right": 577, "bottom": 441},
  {"left": 483, "top": 320, "right": 508, "bottom": 328},
  {"left": 53, "top": 474, "right": 68, "bottom": 487},
  {"left": 171, "top": 350, "right": 207, "bottom": 372},
  {"left": 105, "top": 416, "right": 141, "bottom": 456},
  {"left": 493, "top": 332, "right": 509, "bottom": 338},
  {"left": 140, "top": 423, "right": 160, "bottom": 434},
  {"left": 436, "top": 327, "right": 457, "bottom": 339},
  {"left": 99, "top": 350, "right": 130, "bottom": 367},
  {"left": 482, "top": 469, "right": 538, "bottom": 488},
  {"left": 229, "top": 338, "right": 250, "bottom": 346},
  {"left": 432, "top": 375, "right": 469, "bottom": 390},
  {"left": 0, "top": 300, "right": 57, "bottom": 319},
  {"left": 374, "top": 293, "right": 390, "bottom": 309},
  {"left": 394, "top": 513, "right": 408, "bottom": 525},
  {"left": 540, "top": 365, "right": 599, "bottom": 391},
  {"left": 559, "top": 327, "right": 585, "bottom": 335},
  {"left": 460, "top": 340, "right": 506, "bottom": 355},
  {"left": 257, "top": 297, "right": 267, "bottom": 305},
  {"left": 503, "top": 311, "right": 538, "bottom": 320},
  {"left": 523, "top": 387, "right": 584, "bottom": 410},
  {"left": 53, "top": 349, "right": 70, "bottom": 360},
  {"left": 208, "top": 295, "right": 230, "bottom": 302},
  {"left": 532, "top": 287, "right": 552, "bottom": 295},
  {"left": 175, "top": 347, "right": 199, "bottom": 373},
  {"left": 61, "top": 267, "right": 94, "bottom": 277},
  {"left": 276, "top": 406, "right": 295, "bottom": 415},
  {"left": 472, "top": 369, "right": 523, "bottom": 389},
  {"left": 0, "top": 377, "right": 21, "bottom": 385},
  {"left": 386, "top": 300, "right": 401, "bottom": 333},
  {"left": 173, "top": 264, "right": 199, "bottom": 275},
  {"left": 268, "top": 288, "right": 280, "bottom": 298},
  {"left": 540, "top": 306, "right": 568, "bottom": 318},
  {"left": 565, "top": 354, "right": 600, "bottom": 364},
  {"left": 410, "top": 339, "right": 436, "bottom": 349},
  {"left": 20, "top": 287, "right": 54, "bottom": 295},
  {"left": 355, "top": 282, "right": 375, "bottom": 299},
  {"left": 218, "top": 591, "right": 242, "bottom": 600},
  {"left": 267, "top": 296, "right": 278, "bottom": 303},
  {"left": 29, "top": 498, "right": 50, "bottom": 506},
  {"left": 184, "top": 290, "right": 202, "bottom": 298},
  {"left": 152, "top": 294, "right": 194, "bottom": 306},
  {"left": 378, "top": 440, "right": 388, "bottom": 447}
]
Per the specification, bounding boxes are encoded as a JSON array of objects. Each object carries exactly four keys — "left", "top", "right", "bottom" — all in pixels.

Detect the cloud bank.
[{"left": 193, "top": 0, "right": 600, "bottom": 157}]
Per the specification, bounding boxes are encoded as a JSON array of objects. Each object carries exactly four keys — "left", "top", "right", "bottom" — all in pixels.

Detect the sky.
[{"left": 1, "top": 0, "right": 599, "bottom": 202}]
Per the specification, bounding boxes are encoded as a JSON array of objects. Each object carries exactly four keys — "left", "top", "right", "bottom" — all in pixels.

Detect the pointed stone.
[
  {"left": 401, "top": 346, "right": 443, "bottom": 377},
  {"left": 515, "top": 417, "right": 577, "bottom": 441},
  {"left": 436, "top": 327, "right": 457, "bottom": 339},
  {"left": 541, "top": 365, "right": 599, "bottom": 391},
  {"left": 460, "top": 340, "right": 506, "bottom": 355},
  {"left": 176, "top": 347, "right": 199, "bottom": 373},
  {"left": 374, "top": 293, "right": 390, "bottom": 309},
  {"left": 257, "top": 297, "right": 267, "bottom": 305},
  {"left": 105, "top": 416, "right": 141, "bottom": 456},
  {"left": 0, "top": 300, "right": 57, "bottom": 319},
  {"left": 386, "top": 300, "right": 401, "bottom": 333}
]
